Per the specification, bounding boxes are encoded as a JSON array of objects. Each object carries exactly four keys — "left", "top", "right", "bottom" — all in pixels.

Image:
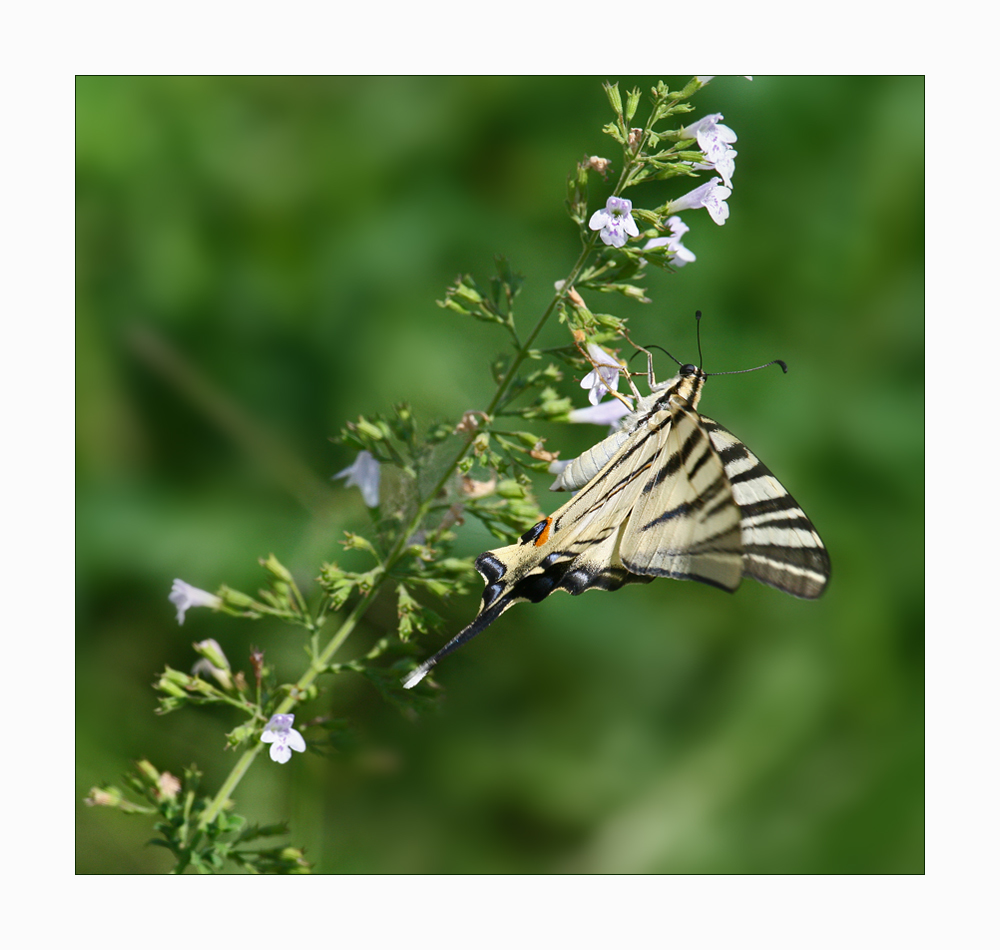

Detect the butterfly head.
[{"left": 679, "top": 363, "right": 707, "bottom": 380}]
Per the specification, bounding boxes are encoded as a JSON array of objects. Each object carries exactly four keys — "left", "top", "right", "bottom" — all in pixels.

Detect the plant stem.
[{"left": 196, "top": 228, "right": 605, "bottom": 834}]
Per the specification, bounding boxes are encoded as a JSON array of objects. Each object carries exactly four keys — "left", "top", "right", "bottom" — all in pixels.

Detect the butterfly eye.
[{"left": 679, "top": 364, "right": 697, "bottom": 376}]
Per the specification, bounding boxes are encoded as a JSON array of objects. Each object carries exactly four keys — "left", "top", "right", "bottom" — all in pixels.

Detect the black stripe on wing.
[{"left": 700, "top": 416, "right": 830, "bottom": 599}]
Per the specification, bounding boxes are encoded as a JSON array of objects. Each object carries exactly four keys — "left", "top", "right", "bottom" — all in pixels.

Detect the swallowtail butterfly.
[{"left": 403, "top": 343, "right": 829, "bottom": 689}]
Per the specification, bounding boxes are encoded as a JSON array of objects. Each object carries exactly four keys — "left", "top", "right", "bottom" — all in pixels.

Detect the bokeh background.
[{"left": 77, "top": 76, "right": 923, "bottom": 873}]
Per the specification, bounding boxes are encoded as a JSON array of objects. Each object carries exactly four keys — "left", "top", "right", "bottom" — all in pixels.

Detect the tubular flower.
[
  {"left": 643, "top": 216, "right": 696, "bottom": 267},
  {"left": 261, "top": 714, "right": 306, "bottom": 764},
  {"left": 666, "top": 178, "right": 732, "bottom": 226},
  {"left": 580, "top": 343, "right": 623, "bottom": 405},
  {"left": 588, "top": 196, "right": 639, "bottom": 248},
  {"left": 169, "top": 579, "right": 222, "bottom": 625},
  {"left": 333, "top": 450, "right": 381, "bottom": 507}
]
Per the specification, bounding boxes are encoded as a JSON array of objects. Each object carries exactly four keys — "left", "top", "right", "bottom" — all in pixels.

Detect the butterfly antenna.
[
  {"left": 708, "top": 358, "right": 788, "bottom": 377},
  {"left": 633, "top": 343, "right": 682, "bottom": 367}
]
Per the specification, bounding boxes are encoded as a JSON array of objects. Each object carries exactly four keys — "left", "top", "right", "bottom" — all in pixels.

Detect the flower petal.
[
  {"left": 569, "top": 399, "right": 632, "bottom": 426},
  {"left": 269, "top": 742, "right": 292, "bottom": 764}
]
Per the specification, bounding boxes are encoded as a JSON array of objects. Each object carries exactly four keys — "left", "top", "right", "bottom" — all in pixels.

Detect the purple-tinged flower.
[
  {"left": 666, "top": 178, "right": 732, "bottom": 226},
  {"left": 643, "top": 216, "right": 696, "bottom": 268},
  {"left": 169, "top": 579, "right": 222, "bottom": 625},
  {"left": 261, "top": 714, "right": 306, "bottom": 764},
  {"left": 333, "top": 450, "right": 381, "bottom": 507},
  {"left": 580, "top": 343, "right": 623, "bottom": 405},
  {"left": 568, "top": 397, "right": 632, "bottom": 427},
  {"left": 683, "top": 114, "right": 737, "bottom": 162},
  {"left": 588, "top": 196, "right": 639, "bottom": 248}
]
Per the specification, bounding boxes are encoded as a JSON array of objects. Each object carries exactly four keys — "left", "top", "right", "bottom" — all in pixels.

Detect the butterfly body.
[{"left": 403, "top": 362, "right": 829, "bottom": 689}]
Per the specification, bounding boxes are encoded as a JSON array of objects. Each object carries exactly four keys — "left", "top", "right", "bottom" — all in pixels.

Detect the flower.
[
  {"left": 261, "top": 714, "right": 306, "bottom": 764},
  {"left": 643, "top": 216, "right": 696, "bottom": 267},
  {"left": 712, "top": 148, "right": 737, "bottom": 189},
  {"left": 169, "top": 579, "right": 221, "bottom": 625},
  {"left": 683, "top": 114, "right": 737, "bottom": 163},
  {"left": 681, "top": 114, "right": 738, "bottom": 187},
  {"left": 666, "top": 178, "right": 732, "bottom": 226},
  {"left": 580, "top": 343, "right": 623, "bottom": 405},
  {"left": 333, "top": 450, "right": 381, "bottom": 507},
  {"left": 568, "top": 397, "right": 632, "bottom": 427},
  {"left": 588, "top": 196, "right": 639, "bottom": 248}
]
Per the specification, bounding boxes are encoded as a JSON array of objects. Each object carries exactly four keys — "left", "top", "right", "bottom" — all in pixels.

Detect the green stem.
[{"left": 196, "top": 205, "right": 613, "bottom": 836}]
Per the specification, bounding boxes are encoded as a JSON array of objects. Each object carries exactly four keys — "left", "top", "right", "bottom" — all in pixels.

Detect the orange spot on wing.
[{"left": 534, "top": 517, "right": 552, "bottom": 546}]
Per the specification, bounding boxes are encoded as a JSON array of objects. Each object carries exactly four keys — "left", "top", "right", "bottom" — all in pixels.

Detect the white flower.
[
  {"left": 333, "top": 450, "right": 381, "bottom": 507},
  {"left": 643, "top": 216, "right": 696, "bottom": 267},
  {"left": 682, "top": 114, "right": 737, "bottom": 164},
  {"left": 580, "top": 343, "right": 623, "bottom": 405},
  {"left": 169, "top": 579, "right": 221, "bottom": 625},
  {"left": 588, "top": 196, "right": 639, "bottom": 248},
  {"left": 261, "top": 713, "right": 306, "bottom": 764},
  {"left": 568, "top": 398, "right": 632, "bottom": 427},
  {"left": 666, "top": 178, "right": 732, "bottom": 226},
  {"left": 712, "top": 147, "right": 737, "bottom": 189}
]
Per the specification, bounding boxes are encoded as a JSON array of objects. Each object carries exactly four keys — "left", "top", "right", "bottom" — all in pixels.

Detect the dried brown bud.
[
  {"left": 529, "top": 442, "right": 559, "bottom": 464},
  {"left": 584, "top": 155, "right": 611, "bottom": 177},
  {"left": 461, "top": 476, "right": 497, "bottom": 499},
  {"left": 454, "top": 410, "right": 488, "bottom": 434}
]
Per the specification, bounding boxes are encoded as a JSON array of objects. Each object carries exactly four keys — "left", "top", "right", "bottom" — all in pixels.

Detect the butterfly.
[{"left": 403, "top": 343, "right": 830, "bottom": 689}]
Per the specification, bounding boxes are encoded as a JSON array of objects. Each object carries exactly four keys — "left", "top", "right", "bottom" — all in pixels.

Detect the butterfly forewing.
[{"left": 620, "top": 404, "right": 744, "bottom": 591}]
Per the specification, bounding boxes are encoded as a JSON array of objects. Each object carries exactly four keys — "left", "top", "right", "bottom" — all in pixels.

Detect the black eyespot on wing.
[
  {"left": 519, "top": 520, "right": 549, "bottom": 545},
  {"left": 541, "top": 552, "right": 561, "bottom": 569},
  {"left": 515, "top": 571, "right": 558, "bottom": 603},
  {"left": 481, "top": 582, "right": 506, "bottom": 609},
  {"left": 475, "top": 552, "right": 507, "bottom": 583}
]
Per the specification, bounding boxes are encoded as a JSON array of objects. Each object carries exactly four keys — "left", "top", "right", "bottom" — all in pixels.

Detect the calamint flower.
[
  {"left": 568, "top": 398, "right": 632, "bottom": 427},
  {"left": 683, "top": 114, "right": 737, "bottom": 164},
  {"left": 682, "top": 114, "right": 738, "bottom": 188},
  {"left": 580, "top": 343, "right": 623, "bottom": 405},
  {"left": 333, "top": 450, "right": 381, "bottom": 507},
  {"left": 588, "top": 196, "right": 639, "bottom": 248},
  {"left": 169, "top": 579, "right": 222, "bottom": 625},
  {"left": 666, "top": 178, "right": 732, "bottom": 226},
  {"left": 261, "top": 713, "right": 306, "bottom": 764},
  {"left": 643, "top": 216, "right": 696, "bottom": 267}
]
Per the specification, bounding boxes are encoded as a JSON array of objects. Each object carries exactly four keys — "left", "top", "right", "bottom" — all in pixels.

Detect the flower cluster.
[{"left": 588, "top": 91, "right": 743, "bottom": 265}]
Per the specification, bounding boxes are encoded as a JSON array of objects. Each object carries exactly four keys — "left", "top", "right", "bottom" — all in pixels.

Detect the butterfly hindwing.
[{"left": 700, "top": 416, "right": 830, "bottom": 599}]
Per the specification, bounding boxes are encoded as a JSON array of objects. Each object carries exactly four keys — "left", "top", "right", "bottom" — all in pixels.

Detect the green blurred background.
[{"left": 77, "top": 76, "right": 923, "bottom": 873}]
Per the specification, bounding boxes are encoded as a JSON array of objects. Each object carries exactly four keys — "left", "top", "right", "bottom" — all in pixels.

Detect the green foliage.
[
  {"left": 87, "top": 762, "right": 310, "bottom": 873},
  {"left": 78, "top": 76, "right": 924, "bottom": 875}
]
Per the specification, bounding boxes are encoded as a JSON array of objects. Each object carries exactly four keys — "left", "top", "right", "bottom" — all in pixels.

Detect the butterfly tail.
[{"left": 401, "top": 601, "right": 508, "bottom": 689}]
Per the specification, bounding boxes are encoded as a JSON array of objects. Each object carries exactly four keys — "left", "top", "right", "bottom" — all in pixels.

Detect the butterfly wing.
[
  {"left": 619, "top": 404, "right": 745, "bottom": 591},
  {"left": 699, "top": 416, "right": 830, "bottom": 599}
]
